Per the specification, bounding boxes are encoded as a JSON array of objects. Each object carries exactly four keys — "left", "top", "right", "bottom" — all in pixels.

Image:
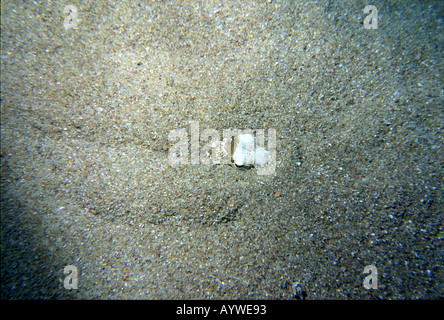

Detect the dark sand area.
[{"left": 1, "top": 0, "right": 443, "bottom": 299}]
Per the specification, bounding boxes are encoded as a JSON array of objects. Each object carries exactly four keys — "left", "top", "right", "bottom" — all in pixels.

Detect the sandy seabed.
[{"left": 1, "top": 0, "right": 443, "bottom": 299}]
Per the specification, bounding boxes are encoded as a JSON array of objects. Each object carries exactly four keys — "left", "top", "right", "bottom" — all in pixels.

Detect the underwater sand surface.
[{"left": 1, "top": 0, "right": 443, "bottom": 299}]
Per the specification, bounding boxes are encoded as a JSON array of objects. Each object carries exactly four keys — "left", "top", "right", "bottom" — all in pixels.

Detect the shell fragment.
[{"left": 232, "top": 133, "right": 270, "bottom": 168}]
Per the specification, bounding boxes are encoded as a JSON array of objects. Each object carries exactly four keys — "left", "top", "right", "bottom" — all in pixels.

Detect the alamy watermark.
[
  {"left": 363, "top": 5, "right": 378, "bottom": 29},
  {"left": 168, "top": 121, "right": 276, "bottom": 175},
  {"left": 63, "top": 265, "right": 78, "bottom": 290},
  {"left": 363, "top": 265, "right": 378, "bottom": 289},
  {"left": 63, "top": 4, "right": 378, "bottom": 31},
  {"left": 64, "top": 5, "right": 79, "bottom": 30}
]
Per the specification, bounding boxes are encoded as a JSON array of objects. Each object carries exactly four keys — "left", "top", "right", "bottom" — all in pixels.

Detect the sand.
[{"left": 1, "top": 0, "right": 443, "bottom": 299}]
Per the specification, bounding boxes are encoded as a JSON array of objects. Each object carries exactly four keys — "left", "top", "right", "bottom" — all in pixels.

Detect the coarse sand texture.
[{"left": 1, "top": 0, "right": 443, "bottom": 299}]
